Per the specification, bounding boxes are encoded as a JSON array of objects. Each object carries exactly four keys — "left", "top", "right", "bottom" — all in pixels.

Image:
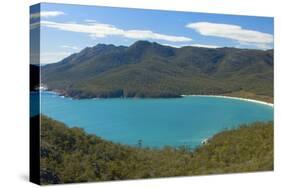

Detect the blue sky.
[{"left": 30, "top": 3, "right": 274, "bottom": 64}]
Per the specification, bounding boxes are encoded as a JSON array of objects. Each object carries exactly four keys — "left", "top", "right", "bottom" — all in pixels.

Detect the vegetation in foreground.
[{"left": 40, "top": 115, "right": 273, "bottom": 185}]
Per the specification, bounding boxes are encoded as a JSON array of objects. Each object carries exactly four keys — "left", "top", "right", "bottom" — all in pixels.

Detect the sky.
[{"left": 30, "top": 3, "right": 274, "bottom": 64}]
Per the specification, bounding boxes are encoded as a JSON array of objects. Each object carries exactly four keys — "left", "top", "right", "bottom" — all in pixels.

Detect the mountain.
[{"left": 41, "top": 41, "right": 273, "bottom": 101}]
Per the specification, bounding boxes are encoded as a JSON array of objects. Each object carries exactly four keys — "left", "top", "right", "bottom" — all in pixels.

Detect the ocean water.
[{"left": 36, "top": 92, "right": 273, "bottom": 148}]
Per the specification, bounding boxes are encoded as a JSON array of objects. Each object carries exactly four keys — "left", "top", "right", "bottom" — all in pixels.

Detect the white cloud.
[
  {"left": 41, "top": 20, "right": 192, "bottom": 43},
  {"left": 186, "top": 22, "right": 273, "bottom": 49},
  {"left": 30, "top": 11, "right": 65, "bottom": 19},
  {"left": 189, "top": 44, "right": 220, "bottom": 48},
  {"left": 40, "top": 52, "right": 72, "bottom": 64},
  {"left": 60, "top": 45, "right": 79, "bottom": 50},
  {"left": 30, "top": 21, "right": 39, "bottom": 30},
  {"left": 84, "top": 19, "right": 97, "bottom": 23},
  {"left": 162, "top": 43, "right": 219, "bottom": 48},
  {"left": 41, "top": 11, "right": 65, "bottom": 17},
  {"left": 30, "top": 53, "right": 40, "bottom": 64},
  {"left": 252, "top": 43, "right": 272, "bottom": 50},
  {"left": 236, "top": 41, "right": 272, "bottom": 50},
  {"left": 161, "top": 43, "right": 187, "bottom": 48}
]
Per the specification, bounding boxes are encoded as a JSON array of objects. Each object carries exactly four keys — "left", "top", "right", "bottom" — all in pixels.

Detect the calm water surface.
[{"left": 35, "top": 92, "right": 273, "bottom": 148}]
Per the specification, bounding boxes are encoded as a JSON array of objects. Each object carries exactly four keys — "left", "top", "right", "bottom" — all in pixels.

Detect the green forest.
[
  {"left": 41, "top": 41, "right": 273, "bottom": 103},
  {"left": 40, "top": 115, "right": 273, "bottom": 185}
]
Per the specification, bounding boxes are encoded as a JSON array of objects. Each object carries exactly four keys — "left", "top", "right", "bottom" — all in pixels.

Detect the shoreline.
[
  {"left": 40, "top": 90, "right": 273, "bottom": 107},
  {"left": 181, "top": 94, "right": 274, "bottom": 107}
]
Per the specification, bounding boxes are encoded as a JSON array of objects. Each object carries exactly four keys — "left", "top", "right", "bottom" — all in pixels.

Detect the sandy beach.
[{"left": 181, "top": 95, "right": 274, "bottom": 107}]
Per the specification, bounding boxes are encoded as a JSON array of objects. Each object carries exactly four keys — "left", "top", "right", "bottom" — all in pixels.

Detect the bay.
[{"left": 37, "top": 91, "right": 273, "bottom": 148}]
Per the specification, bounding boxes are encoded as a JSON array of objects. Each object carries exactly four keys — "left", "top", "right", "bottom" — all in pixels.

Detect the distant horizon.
[{"left": 30, "top": 3, "right": 274, "bottom": 64}]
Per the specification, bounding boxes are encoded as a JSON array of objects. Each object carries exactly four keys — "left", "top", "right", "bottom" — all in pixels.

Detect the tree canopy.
[{"left": 39, "top": 115, "right": 273, "bottom": 185}]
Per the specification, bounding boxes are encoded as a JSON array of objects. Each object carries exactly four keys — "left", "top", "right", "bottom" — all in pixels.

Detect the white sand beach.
[{"left": 181, "top": 95, "right": 273, "bottom": 107}]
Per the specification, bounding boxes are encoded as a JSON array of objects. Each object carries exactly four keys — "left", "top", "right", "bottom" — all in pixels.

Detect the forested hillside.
[
  {"left": 39, "top": 115, "right": 273, "bottom": 185},
  {"left": 41, "top": 41, "right": 273, "bottom": 102}
]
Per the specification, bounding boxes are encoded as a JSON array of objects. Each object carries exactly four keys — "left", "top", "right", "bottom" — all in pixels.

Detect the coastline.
[
  {"left": 41, "top": 90, "right": 274, "bottom": 107},
  {"left": 181, "top": 94, "right": 274, "bottom": 107}
]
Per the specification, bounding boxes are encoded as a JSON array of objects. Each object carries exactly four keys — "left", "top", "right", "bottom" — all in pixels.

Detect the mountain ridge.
[{"left": 41, "top": 40, "right": 273, "bottom": 102}]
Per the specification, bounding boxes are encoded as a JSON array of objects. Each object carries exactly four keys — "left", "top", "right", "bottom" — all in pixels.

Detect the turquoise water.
[
  {"left": 30, "top": 92, "right": 39, "bottom": 117},
  {"left": 38, "top": 92, "right": 273, "bottom": 148}
]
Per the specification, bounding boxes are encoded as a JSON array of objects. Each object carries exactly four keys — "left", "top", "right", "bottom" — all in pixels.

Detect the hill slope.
[
  {"left": 41, "top": 41, "right": 273, "bottom": 101},
  {"left": 39, "top": 115, "right": 273, "bottom": 185}
]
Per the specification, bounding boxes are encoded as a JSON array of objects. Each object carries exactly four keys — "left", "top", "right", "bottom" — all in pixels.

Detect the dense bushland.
[{"left": 39, "top": 115, "right": 273, "bottom": 185}]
